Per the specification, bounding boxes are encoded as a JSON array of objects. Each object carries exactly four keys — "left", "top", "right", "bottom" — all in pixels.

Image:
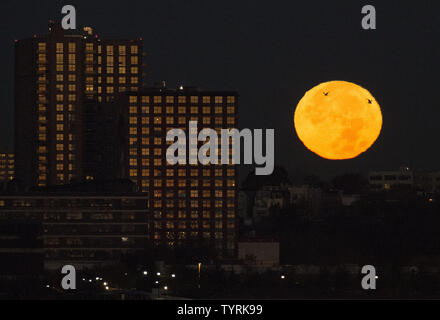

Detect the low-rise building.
[
  {"left": 369, "top": 167, "right": 440, "bottom": 193},
  {"left": 238, "top": 238, "right": 279, "bottom": 267}
]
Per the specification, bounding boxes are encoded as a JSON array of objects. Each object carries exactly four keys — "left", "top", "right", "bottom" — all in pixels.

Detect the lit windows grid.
[{"left": 127, "top": 93, "right": 237, "bottom": 250}]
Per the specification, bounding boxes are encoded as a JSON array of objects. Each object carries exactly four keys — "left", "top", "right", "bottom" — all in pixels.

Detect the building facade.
[
  {"left": 0, "top": 153, "right": 14, "bottom": 183},
  {"left": 116, "top": 87, "right": 238, "bottom": 256},
  {"left": 0, "top": 180, "right": 149, "bottom": 270},
  {"left": 15, "top": 22, "right": 143, "bottom": 188},
  {"left": 253, "top": 185, "right": 291, "bottom": 219}
]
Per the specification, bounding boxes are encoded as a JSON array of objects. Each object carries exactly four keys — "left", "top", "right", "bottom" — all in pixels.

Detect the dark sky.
[{"left": 1, "top": 0, "right": 440, "bottom": 180}]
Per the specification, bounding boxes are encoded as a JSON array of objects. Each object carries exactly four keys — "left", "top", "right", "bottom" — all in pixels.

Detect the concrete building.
[
  {"left": 253, "top": 185, "right": 290, "bottom": 219},
  {"left": 14, "top": 22, "right": 143, "bottom": 188},
  {"left": 0, "top": 180, "right": 148, "bottom": 270}
]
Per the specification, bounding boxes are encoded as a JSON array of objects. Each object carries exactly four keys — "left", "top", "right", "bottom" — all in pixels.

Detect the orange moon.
[{"left": 294, "top": 81, "right": 382, "bottom": 160}]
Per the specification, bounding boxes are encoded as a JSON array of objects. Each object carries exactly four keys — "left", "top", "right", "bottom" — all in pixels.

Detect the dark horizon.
[{"left": 2, "top": 0, "right": 440, "bottom": 180}]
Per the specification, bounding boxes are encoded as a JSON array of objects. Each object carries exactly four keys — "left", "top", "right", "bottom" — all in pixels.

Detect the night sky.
[{"left": 1, "top": 0, "right": 440, "bottom": 180}]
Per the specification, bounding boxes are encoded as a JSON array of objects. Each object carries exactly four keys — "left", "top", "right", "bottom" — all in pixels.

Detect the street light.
[
  {"left": 143, "top": 271, "right": 148, "bottom": 276},
  {"left": 171, "top": 274, "right": 176, "bottom": 278},
  {"left": 157, "top": 272, "right": 161, "bottom": 276}
]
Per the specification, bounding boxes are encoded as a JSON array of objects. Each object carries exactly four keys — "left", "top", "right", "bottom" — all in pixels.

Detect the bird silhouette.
[
  {"left": 323, "top": 92, "right": 329, "bottom": 96},
  {"left": 368, "top": 99, "right": 372, "bottom": 104}
]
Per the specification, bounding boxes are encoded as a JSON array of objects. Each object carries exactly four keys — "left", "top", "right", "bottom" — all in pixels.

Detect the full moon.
[{"left": 294, "top": 81, "right": 382, "bottom": 160}]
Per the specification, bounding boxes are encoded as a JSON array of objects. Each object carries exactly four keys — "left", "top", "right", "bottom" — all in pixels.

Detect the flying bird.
[{"left": 323, "top": 92, "right": 329, "bottom": 96}]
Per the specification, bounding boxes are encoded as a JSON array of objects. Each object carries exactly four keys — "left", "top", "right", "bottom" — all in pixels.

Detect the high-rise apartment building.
[
  {"left": 15, "top": 22, "right": 143, "bottom": 187},
  {"left": 116, "top": 87, "right": 239, "bottom": 256}
]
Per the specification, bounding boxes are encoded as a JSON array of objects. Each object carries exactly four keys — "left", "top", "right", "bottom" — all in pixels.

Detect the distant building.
[
  {"left": 0, "top": 153, "right": 14, "bottom": 183},
  {"left": 253, "top": 185, "right": 290, "bottom": 219},
  {"left": 0, "top": 180, "right": 148, "bottom": 270},
  {"left": 340, "top": 194, "right": 361, "bottom": 206},
  {"left": 0, "top": 219, "right": 44, "bottom": 286},
  {"left": 238, "top": 191, "right": 252, "bottom": 220},
  {"left": 14, "top": 22, "right": 143, "bottom": 188},
  {"left": 238, "top": 238, "right": 279, "bottom": 267},
  {"left": 413, "top": 170, "right": 440, "bottom": 194}
]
